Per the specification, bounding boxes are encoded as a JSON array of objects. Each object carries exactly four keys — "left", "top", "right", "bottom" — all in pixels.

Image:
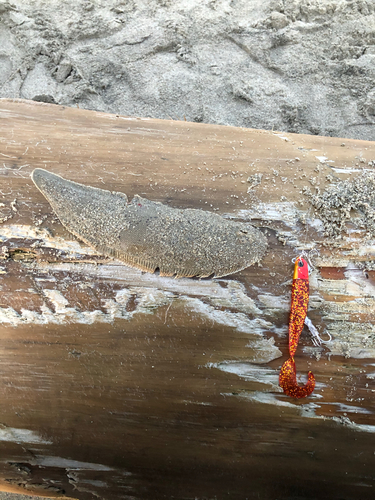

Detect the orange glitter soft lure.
[{"left": 279, "top": 257, "right": 316, "bottom": 398}]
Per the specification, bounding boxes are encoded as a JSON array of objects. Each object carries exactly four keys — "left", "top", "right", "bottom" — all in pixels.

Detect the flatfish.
[{"left": 31, "top": 169, "right": 267, "bottom": 278}]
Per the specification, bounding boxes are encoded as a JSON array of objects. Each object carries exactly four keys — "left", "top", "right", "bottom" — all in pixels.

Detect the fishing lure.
[{"left": 279, "top": 257, "right": 316, "bottom": 398}]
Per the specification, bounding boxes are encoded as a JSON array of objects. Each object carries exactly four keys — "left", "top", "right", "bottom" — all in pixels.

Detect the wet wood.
[{"left": 0, "top": 99, "right": 374, "bottom": 500}]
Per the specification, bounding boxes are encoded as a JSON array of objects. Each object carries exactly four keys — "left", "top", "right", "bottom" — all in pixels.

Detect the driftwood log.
[{"left": 0, "top": 99, "right": 374, "bottom": 500}]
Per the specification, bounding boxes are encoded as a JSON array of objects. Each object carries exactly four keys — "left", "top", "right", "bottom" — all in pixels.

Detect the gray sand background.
[{"left": 1, "top": 0, "right": 375, "bottom": 140}]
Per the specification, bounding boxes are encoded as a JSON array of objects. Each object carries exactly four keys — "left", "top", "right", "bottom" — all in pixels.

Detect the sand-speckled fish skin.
[{"left": 31, "top": 169, "right": 267, "bottom": 278}]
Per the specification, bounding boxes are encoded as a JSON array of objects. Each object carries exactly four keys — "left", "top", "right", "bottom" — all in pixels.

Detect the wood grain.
[{"left": 0, "top": 99, "right": 374, "bottom": 500}]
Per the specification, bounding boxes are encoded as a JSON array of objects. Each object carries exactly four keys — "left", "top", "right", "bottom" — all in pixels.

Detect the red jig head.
[
  {"left": 293, "top": 256, "right": 309, "bottom": 280},
  {"left": 279, "top": 257, "right": 316, "bottom": 399}
]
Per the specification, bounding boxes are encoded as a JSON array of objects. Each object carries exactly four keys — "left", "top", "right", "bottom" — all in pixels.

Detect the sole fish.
[{"left": 31, "top": 169, "right": 267, "bottom": 278}]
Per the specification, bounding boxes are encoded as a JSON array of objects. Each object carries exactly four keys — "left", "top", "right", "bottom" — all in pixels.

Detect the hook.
[
  {"left": 304, "top": 316, "right": 322, "bottom": 346},
  {"left": 304, "top": 316, "right": 332, "bottom": 345},
  {"left": 293, "top": 249, "right": 319, "bottom": 272},
  {"left": 321, "top": 330, "right": 332, "bottom": 344}
]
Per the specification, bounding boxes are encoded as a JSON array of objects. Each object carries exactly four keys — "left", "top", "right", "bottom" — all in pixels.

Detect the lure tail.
[
  {"left": 279, "top": 257, "right": 316, "bottom": 399},
  {"left": 279, "top": 357, "right": 315, "bottom": 399}
]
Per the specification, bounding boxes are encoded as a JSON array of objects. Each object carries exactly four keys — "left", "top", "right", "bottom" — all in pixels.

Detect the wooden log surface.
[{"left": 0, "top": 99, "right": 374, "bottom": 499}]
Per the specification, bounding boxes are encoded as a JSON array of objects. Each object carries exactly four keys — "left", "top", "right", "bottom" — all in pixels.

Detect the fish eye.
[{"left": 298, "top": 260, "right": 304, "bottom": 267}]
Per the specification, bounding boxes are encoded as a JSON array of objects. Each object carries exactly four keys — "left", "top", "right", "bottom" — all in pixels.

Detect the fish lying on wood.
[{"left": 31, "top": 169, "right": 267, "bottom": 278}]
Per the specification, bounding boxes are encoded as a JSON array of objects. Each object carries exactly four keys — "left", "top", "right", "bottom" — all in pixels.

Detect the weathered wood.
[{"left": 0, "top": 99, "right": 374, "bottom": 499}]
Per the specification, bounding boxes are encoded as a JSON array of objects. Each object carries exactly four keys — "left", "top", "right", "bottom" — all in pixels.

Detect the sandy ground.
[{"left": 1, "top": 0, "right": 375, "bottom": 140}]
